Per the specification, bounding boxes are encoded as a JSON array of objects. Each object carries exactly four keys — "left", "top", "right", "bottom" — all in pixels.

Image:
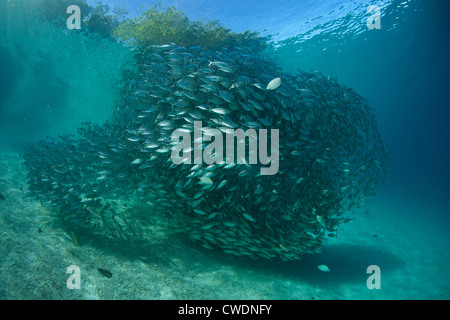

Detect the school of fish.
[{"left": 23, "top": 43, "right": 388, "bottom": 261}]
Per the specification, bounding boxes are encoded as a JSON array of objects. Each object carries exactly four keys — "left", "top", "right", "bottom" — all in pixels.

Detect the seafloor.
[{"left": 0, "top": 150, "right": 448, "bottom": 299}]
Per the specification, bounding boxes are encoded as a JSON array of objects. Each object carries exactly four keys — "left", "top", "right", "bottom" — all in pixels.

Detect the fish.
[
  {"left": 204, "top": 75, "right": 221, "bottom": 82},
  {"left": 194, "top": 208, "right": 207, "bottom": 215},
  {"left": 208, "top": 61, "right": 234, "bottom": 73},
  {"left": 219, "top": 90, "right": 233, "bottom": 103},
  {"left": 266, "top": 77, "right": 281, "bottom": 90},
  {"left": 249, "top": 99, "right": 264, "bottom": 111},
  {"left": 217, "top": 180, "right": 227, "bottom": 189},
  {"left": 243, "top": 213, "right": 256, "bottom": 222},
  {"left": 199, "top": 176, "right": 213, "bottom": 185},
  {"left": 211, "top": 108, "right": 230, "bottom": 115},
  {"left": 157, "top": 120, "right": 174, "bottom": 128},
  {"left": 98, "top": 268, "right": 113, "bottom": 278},
  {"left": 177, "top": 80, "right": 196, "bottom": 91},
  {"left": 0, "top": 193, "right": 5, "bottom": 200},
  {"left": 317, "top": 265, "right": 330, "bottom": 272},
  {"left": 316, "top": 215, "right": 326, "bottom": 228},
  {"left": 201, "top": 224, "right": 214, "bottom": 230},
  {"left": 130, "top": 159, "right": 143, "bottom": 165},
  {"left": 252, "top": 83, "right": 265, "bottom": 90}
]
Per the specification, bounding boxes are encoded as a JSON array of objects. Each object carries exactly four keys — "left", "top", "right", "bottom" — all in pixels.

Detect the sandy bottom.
[{"left": 0, "top": 150, "right": 449, "bottom": 300}]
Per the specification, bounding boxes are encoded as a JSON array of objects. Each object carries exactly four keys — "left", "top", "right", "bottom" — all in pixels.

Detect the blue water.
[{"left": 0, "top": 0, "right": 449, "bottom": 299}]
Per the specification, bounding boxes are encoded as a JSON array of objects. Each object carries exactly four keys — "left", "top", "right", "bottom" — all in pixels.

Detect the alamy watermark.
[
  {"left": 171, "top": 121, "right": 279, "bottom": 176},
  {"left": 367, "top": 5, "right": 381, "bottom": 30},
  {"left": 66, "top": 265, "right": 81, "bottom": 289},
  {"left": 66, "top": 5, "right": 81, "bottom": 30},
  {"left": 367, "top": 265, "right": 381, "bottom": 289},
  {"left": 66, "top": 4, "right": 381, "bottom": 31}
]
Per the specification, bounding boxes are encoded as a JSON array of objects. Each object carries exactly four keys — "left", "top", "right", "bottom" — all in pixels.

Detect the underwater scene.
[{"left": 0, "top": 0, "right": 448, "bottom": 300}]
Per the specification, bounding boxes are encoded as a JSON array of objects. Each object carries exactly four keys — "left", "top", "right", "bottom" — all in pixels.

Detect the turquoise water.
[{"left": 0, "top": 0, "right": 449, "bottom": 300}]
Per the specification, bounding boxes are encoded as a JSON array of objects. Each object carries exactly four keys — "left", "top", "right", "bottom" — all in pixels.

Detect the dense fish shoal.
[{"left": 23, "top": 43, "right": 388, "bottom": 261}]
